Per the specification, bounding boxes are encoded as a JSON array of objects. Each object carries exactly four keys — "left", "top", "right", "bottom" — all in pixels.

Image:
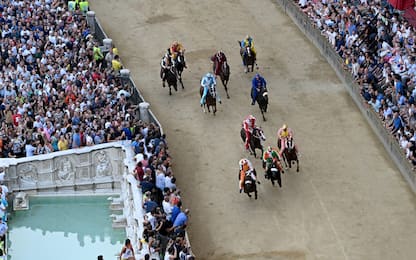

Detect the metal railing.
[{"left": 276, "top": 0, "right": 416, "bottom": 192}]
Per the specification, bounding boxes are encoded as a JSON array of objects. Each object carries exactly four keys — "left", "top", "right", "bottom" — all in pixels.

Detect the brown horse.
[
  {"left": 238, "top": 169, "right": 258, "bottom": 200},
  {"left": 218, "top": 61, "right": 230, "bottom": 99},
  {"left": 200, "top": 85, "right": 217, "bottom": 115},
  {"left": 238, "top": 41, "right": 256, "bottom": 73},
  {"left": 280, "top": 137, "right": 299, "bottom": 172}
]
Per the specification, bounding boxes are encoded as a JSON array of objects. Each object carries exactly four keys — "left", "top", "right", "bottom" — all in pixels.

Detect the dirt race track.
[{"left": 90, "top": 0, "right": 416, "bottom": 259}]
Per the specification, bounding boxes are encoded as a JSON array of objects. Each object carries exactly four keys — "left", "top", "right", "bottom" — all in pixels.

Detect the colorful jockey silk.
[{"left": 200, "top": 73, "right": 217, "bottom": 105}]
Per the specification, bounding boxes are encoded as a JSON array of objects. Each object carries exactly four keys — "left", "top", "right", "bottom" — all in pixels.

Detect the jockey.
[
  {"left": 251, "top": 73, "right": 267, "bottom": 105},
  {"left": 238, "top": 158, "right": 256, "bottom": 193},
  {"left": 262, "top": 146, "right": 283, "bottom": 177},
  {"left": 160, "top": 54, "right": 173, "bottom": 86},
  {"left": 200, "top": 73, "right": 220, "bottom": 105},
  {"left": 240, "top": 35, "right": 256, "bottom": 58},
  {"left": 210, "top": 50, "right": 227, "bottom": 76},
  {"left": 277, "top": 124, "right": 299, "bottom": 156},
  {"left": 243, "top": 114, "right": 256, "bottom": 151},
  {"left": 168, "top": 41, "right": 185, "bottom": 65}
]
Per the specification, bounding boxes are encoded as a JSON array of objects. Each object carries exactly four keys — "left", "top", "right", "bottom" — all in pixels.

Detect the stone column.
[
  {"left": 120, "top": 69, "right": 130, "bottom": 88},
  {"left": 103, "top": 38, "right": 113, "bottom": 52},
  {"left": 139, "top": 102, "right": 150, "bottom": 123},
  {"left": 86, "top": 11, "right": 96, "bottom": 35}
]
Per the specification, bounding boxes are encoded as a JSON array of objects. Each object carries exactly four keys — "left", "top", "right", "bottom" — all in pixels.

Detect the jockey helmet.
[
  {"left": 245, "top": 35, "right": 250, "bottom": 40},
  {"left": 267, "top": 146, "right": 272, "bottom": 152},
  {"left": 206, "top": 72, "right": 213, "bottom": 78},
  {"left": 282, "top": 124, "right": 287, "bottom": 130},
  {"left": 239, "top": 158, "right": 248, "bottom": 169}
]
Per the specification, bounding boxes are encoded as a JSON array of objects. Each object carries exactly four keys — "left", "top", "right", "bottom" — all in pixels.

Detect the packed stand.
[
  {"left": 296, "top": 0, "right": 416, "bottom": 167},
  {"left": 131, "top": 136, "right": 194, "bottom": 260},
  {"left": 0, "top": 0, "right": 141, "bottom": 159}
]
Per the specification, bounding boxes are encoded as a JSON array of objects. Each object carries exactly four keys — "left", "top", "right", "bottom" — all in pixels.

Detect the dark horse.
[
  {"left": 265, "top": 160, "right": 284, "bottom": 187},
  {"left": 238, "top": 41, "right": 256, "bottom": 73},
  {"left": 200, "top": 84, "right": 217, "bottom": 115},
  {"left": 238, "top": 169, "right": 258, "bottom": 200},
  {"left": 218, "top": 61, "right": 230, "bottom": 99},
  {"left": 163, "top": 67, "right": 178, "bottom": 96},
  {"left": 252, "top": 87, "right": 268, "bottom": 121},
  {"left": 174, "top": 52, "right": 186, "bottom": 89},
  {"left": 240, "top": 126, "right": 266, "bottom": 158},
  {"left": 279, "top": 137, "right": 300, "bottom": 172}
]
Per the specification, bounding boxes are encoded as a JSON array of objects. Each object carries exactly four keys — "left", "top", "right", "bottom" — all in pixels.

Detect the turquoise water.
[{"left": 8, "top": 196, "right": 125, "bottom": 260}]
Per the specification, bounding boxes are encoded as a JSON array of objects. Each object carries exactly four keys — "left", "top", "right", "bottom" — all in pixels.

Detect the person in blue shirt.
[
  {"left": 200, "top": 73, "right": 220, "bottom": 105},
  {"left": 251, "top": 73, "right": 267, "bottom": 105},
  {"left": 172, "top": 208, "right": 189, "bottom": 229},
  {"left": 170, "top": 201, "right": 182, "bottom": 223}
]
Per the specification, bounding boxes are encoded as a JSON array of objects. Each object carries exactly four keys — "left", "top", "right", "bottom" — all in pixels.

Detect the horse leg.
[
  {"left": 179, "top": 73, "right": 184, "bottom": 89},
  {"left": 296, "top": 159, "right": 299, "bottom": 172},
  {"left": 223, "top": 81, "right": 230, "bottom": 99},
  {"left": 261, "top": 109, "right": 266, "bottom": 121},
  {"left": 169, "top": 86, "right": 172, "bottom": 96},
  {"left": 254, "top": 189, "right": 258, "bottom": 200},
  {"left": 282, "top": 154, "right": 289, "bottom": 169},
  {"left": 247, "top": 192, "right": 252, "bottom": 198},
  {"left": 174, "top": 83, "right": 178, "bottom": 92},
  {"left": 277, "top": 171, "right": 282, "bottom": 188},
  {"left": 213, "top": 104, "right": 216, "bottom": 116}
]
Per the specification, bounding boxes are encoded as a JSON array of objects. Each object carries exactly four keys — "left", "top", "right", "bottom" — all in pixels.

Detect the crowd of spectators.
[
  {"left": 0, "top": 0, "right": 194, "bottom": 258},
  {"left": 297, "top": 0, "right": 416, "bottom": 167},
  {"left": 131, "top": 137, "right": 194, "bottom": 260},
  {"left": 0, "top": 0, "right": 153, "bottom": 159}
]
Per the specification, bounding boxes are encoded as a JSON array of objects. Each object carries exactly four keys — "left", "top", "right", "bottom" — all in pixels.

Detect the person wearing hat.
[
  {"left": 263, "top": 146, "right": 283, "bottom": 172},
  {"left": 240, "top": 34, "right": 256, "bottom": 61},
  {"left": 251, "top": 73, "right": 267, "bottom": 105},
  {"left": 168, "top": 40, "right": 185, "bottom": 65},
  {"left": 242, "top": 114, "right": 257, "bottom": 151},
  {"left": 238, "top": 158, "right": 257, "bottom": 193},
  {"left": 210, "top": 50, "right": 227, "bottom": 76},
  {"left": 276, "top": 124, "right": 299, "bottom": 156},
  {"left": 200, "top": 72, "right": 220, "bottom": 106}
]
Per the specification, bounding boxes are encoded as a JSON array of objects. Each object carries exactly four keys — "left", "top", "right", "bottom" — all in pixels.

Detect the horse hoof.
[
  {"left": 297, "top": 169, "right": 299, "bottom": 172},
  {"left": 227, "top": 95, "right": 230, "bottom": 99}
]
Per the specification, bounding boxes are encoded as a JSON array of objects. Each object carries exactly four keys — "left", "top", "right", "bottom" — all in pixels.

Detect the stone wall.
[{"left": 0, "top": 142, "right": 127, "bottom": 193}]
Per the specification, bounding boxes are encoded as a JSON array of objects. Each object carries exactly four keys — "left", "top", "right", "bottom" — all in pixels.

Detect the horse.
[
  {"left": 238, "top": 41, "right": 256, "bottom": 73},
  {"left": 240, "top": 126, "right": 266, "bottom": 158},
  {"left": 253, "top": 87, "right": 268, "bottom": 121},
  {"left": 200, "top": 84, "right": 217, "bottom": 115},
  {"left": 238, "top": 169, "right": 258, "bottom": 200},
  {"left": 281, "top": 137, "right": 300, "bottom": 172},
  {"left": 163, "top": 67, "right": 178, "bottom": 96},
  {"left": 218, "top": 61, "right": 230, "bottom": 99},
  {"left": 174, "top": 52, "right": 186, "bottom": 89},
  {"left": 265, "top": 160, "right": 283, "bottom": 187}
]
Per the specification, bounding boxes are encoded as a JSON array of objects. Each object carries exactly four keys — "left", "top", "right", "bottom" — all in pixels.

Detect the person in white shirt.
[{"left": 162, "top": 195, "right": 173, "bottom": 221}]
